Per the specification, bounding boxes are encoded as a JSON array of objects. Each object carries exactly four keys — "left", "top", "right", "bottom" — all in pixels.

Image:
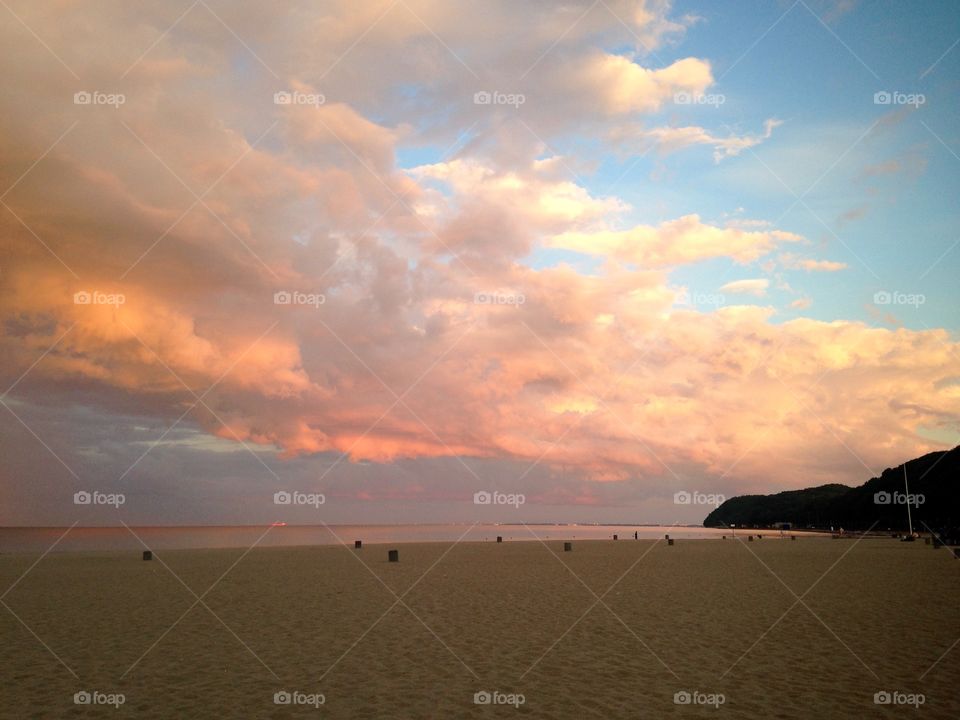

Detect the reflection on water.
[{"left": 0, "top": 525, "right": 742, "bottom": 554}]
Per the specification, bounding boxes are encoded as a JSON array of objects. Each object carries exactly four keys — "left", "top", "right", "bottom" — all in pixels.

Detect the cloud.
[
  {"left": 836, "top": 205, "right": 868, "bottom": 227},
  {"left": 611, "top": 118, "right": 782, "bottom": 162},
  {"left": 857, "top": 148, "right": 927, "bottom": 183},
  {"left": 409, "top": 157, "right": 627, "bottom": 259},
  {"left": 860, "top": 159, "right": 901, "bottom": 177},
  {"left": 719, "top": 279, "right": 769, "bottom": 296},
  {"left": 550, "top": 215, "right": 803, "bottom": 267},
  {"left": 818, "top": 0, "right": 860, "bottom": 24},
  {"left": 797, "top": 259, "right": 847, "bottom": 272},
  {"left": 780, "top": 254, "right": 848, "bottom": 272},
  {"left": 0, "top": 0, "right": 957, "bottom": 525},
  {"left": 572, "top": 53, "right": 713, "bottom": 115}
]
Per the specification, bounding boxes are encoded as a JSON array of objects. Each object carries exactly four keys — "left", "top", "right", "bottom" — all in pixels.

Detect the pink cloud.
[{"left": 0, "top": 0, "right": 956, "bottom": 506}]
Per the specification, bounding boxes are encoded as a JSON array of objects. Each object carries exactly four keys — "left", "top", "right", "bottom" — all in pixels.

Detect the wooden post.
[
  {"left": 667, "top": 538, "right": 674, "bottom": 546},
  {"left": 791, "top": 536, "right": 796, "bottom": 541},
  {"left": 564, "top": 542, "right": 572, "bottom": 552},
  {"left": 497, "top": 536, "right": 502, "bottom": 543},
  {"left": 748, "top": 535, "right": 754, "bottom": 542},
  {"left": 722, "top": 535, "right": 726, "bottom": 540},
  {"left": 142, "top": 550, "right": 152, "bottom": 561},
  {"left": 665, "top": 534, "right": 670, "bottom": 540},
  {"left": 613, "top": 534, "right": 618, "bottom": 540},
  {"left": 388, "top": 549, "right": 399, "bottom": 562},
  {"left": 354, "top": 540, "right": 362, "bottom": 549}
]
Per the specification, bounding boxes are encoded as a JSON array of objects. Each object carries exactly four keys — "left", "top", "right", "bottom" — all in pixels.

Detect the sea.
[{"left": 0, "top": 524, "right": 745, "bottom": 554}]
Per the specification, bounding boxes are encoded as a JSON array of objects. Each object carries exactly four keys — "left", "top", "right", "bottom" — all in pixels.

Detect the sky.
[{"left": 0, "top": 0, "right": 958, "bottom": 527}]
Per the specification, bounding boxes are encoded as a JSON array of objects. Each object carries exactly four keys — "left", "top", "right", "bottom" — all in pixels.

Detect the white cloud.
[
  {"left": 611, "top": 118, "right": 782, "bottom": 162},
  {"left": 550, "top": 215, "right": 803, "bottom": 267},
  {"left": 719, "top": 279, "right": 770, "bottom": 296},
  {"left": 779, "top": 253, "right": 848, "bottom": 272}
]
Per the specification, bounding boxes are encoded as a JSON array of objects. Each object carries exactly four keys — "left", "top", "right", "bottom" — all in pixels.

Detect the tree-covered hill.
[{"left": 704, "top": 447, "right": 958, "bottom": 532}]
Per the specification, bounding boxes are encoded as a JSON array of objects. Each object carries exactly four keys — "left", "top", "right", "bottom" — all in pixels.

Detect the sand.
[{"left": 1, "top": 537, "right": 958, "bottom": 719}]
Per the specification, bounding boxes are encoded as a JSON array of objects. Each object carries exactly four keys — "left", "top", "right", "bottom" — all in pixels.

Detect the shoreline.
[{"left": 0, "top": 526, "right": 842, "bottom": 556}]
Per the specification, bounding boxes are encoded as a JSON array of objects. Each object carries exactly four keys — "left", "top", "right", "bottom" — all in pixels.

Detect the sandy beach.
[
  {"left": 3, "top": 0, "right": 959, "bottom": 717},
  {"left": 1, "top": 536, "right": 957, "bottom": 719}
]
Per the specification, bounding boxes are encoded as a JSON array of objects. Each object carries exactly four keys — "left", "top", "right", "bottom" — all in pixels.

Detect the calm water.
[{"left": 0, "top": 524, "right": 742, "bottom": 554}]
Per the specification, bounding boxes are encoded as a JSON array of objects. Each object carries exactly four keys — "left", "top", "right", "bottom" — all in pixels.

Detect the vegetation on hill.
[{"left": 703, "top": 448, "right": 958, "bottom": 532}]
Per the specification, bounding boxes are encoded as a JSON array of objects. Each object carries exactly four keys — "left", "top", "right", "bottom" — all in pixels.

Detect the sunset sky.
[{"left": 1, "top": 0, "right": 958, "bottom": 526}]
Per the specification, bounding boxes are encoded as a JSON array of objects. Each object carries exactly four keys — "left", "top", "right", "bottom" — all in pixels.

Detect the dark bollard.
[
  {"left": 142, "top": 550, "right": 152, "bottom": 561},
  {"left": 667, "top": 538, "right": 674, "bottom": 546},
  {"left": 388, "top": 549, "right": 399, "bottom": 562},
  {"left": 722, "top": 535, "right": 726, "bottom": 540},
  {"left": 924, "top": 538, "right": 930, "bottom": 545},
  {"left": 355, "top": 540, "right": 362, "bottom": 549},
  {"left": 497, "top": 536, "right": 502, "bottom": 543},
  {"left": 613, "top": 534, "right": 618, "bottom": 540},
  {"left": 665, "top": 534, "right": 670, "bottom": 540},
  {"left": 932, "top": 537, "right": 942, "bottom": 549},
  {"left": 791, "top": 536, "right": 796, "bottom": 541},
  {"left": 564, "top": 542, "right": 572, "bottom": 552},
  {"left": 748, "top": 535, "right": 754, "bottom": 542}
]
